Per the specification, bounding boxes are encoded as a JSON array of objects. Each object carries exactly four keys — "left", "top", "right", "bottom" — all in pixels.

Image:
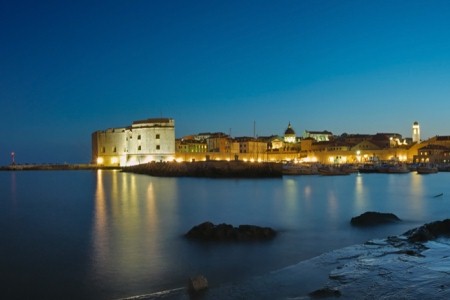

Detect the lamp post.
[{"left": 11, "top": 152, "right": 15, "bottom": 165}]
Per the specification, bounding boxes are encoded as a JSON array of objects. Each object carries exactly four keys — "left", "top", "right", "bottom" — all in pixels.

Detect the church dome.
[{"left": 284, "top": 122, "right": 295, "bottom": 135}]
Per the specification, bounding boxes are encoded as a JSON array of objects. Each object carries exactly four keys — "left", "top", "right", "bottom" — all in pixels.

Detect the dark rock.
[
  {"left": 350, "top": 211, "right": 401, "bottom": 226},
  {"left": 404, "top": 219, "right": 450, "bottom": 242},
  {"left": 185, "top": 222, "right": 276, "bottom": 242},
  {"left": 188, "top": 275, "right": 208, "bottom": 293},
  {"left": 309, "top": 287, "right": 341, "bottom": 298}
]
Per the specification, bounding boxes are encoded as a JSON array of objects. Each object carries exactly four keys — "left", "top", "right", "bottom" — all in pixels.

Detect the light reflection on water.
[{"left": 3, "top": 171, "right": 450, "bottom": 299}]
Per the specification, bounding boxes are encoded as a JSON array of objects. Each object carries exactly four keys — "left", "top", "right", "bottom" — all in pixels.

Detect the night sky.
[{"left": 1, "top": 0, "right": 450, "bottom": 164}]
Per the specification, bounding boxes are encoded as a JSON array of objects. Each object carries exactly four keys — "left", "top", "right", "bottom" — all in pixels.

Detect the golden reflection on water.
[
  {"left": 409, "top": 173, "right": 424, "bottom": 217},
  {"left": 354, "top": 174, "right": 367, "bottom": 210},
  {"left": 284, "top": 178, "right": 298, "bottom": 203},
  {"left": 92, "top": 170, "right": 177, "bottom": 285},
  {"left": 93, "top": 170, "right": 109, "bottom": 272},
  {"left": 326, "top": 190, "right": 338, "bottom": 222}
]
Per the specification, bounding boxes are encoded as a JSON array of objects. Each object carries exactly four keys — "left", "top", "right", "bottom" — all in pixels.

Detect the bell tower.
[{"left": 412, "top": 121, "right": 420, "bottom": 143}]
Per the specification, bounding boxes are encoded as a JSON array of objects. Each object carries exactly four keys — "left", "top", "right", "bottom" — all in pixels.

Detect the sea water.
[{"left": 1, "top": 170, "right": 450, "bottom": 299}]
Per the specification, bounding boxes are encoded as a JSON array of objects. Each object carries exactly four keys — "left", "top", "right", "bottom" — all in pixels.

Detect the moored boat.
[
  {"left": 387, "top": 164, "right": 410, "bottom": 174},
  {"left": 282, "top": 163, "right": 318, "bottom": 175},
  {"left": 358, "top": 164, "right": 378, "bottom": 173},
  {"left": 417, "top": 165, "right": 438, "bottom": 174},
  {"left": 318, "top": 166, "right": 350, "bottom": 176}
]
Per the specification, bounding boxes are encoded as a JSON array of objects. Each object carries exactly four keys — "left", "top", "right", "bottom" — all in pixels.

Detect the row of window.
[
  {"left": 128, "top": 134, "right": 161, "bottom": 140},
  {"left": 101, "top": 145, "right": 161, "bottom": 153}
]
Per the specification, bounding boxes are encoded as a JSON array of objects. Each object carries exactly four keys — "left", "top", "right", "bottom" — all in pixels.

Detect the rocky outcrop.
[
  {"left": 350, "top": 211, "right": 401, "bottom": 226},
  {"left": 185, "top": 222, "right": 277, "bottom": 241},
  {"left": 404, "top": 219, "right": 450, "bottom": 242},
  {"left": 309, "top": 287, "right": 341, "bottom": 298},
  {"left": 188, "top": 275, "right": 208, "bottom": 293}
]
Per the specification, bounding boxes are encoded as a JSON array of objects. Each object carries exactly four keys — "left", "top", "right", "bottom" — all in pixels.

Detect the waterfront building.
[
  {"left": 413, "top": 144, "right": 450, "bottom": 163},
  {"left": 234, "top": 137, "right": 268, "bottom": 161},
  {"left": 206, "top": 132, "right": 232, "bottom": 153},
  {"left": 259, "top": 135, "right": 284, "bottom": 151},
  {"left": 176, "top": 138, "right": 207, "bottom": 153},
  {"left": 92, "top": 118, "right": 175, "bottom": 166}
]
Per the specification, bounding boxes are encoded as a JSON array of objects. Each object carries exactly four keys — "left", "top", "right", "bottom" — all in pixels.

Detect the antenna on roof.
[{"left": 253, "top": 121, "right": 256, "bottom": 139}]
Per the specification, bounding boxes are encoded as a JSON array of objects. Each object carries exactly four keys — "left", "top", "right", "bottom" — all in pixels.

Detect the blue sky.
[{"left": 1, "top": 0, "right": 450, "bottom": 164}]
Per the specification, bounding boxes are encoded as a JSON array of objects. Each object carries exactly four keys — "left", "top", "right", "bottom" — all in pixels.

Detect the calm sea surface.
[{"left": 2, "top": 170, "right": 450, "bottom": 299}]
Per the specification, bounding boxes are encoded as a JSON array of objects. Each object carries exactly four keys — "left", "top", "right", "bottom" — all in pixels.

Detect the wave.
[{"left": 115, "top": 287, "right": 185, "bottom": 300}]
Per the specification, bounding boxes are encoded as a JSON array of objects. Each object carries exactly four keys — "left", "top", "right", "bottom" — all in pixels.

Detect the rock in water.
[
  {"left": 188, "top": 275, "right": 208, "bottom": 293},
  {"left": 404, "top": 219, "right": 450, "bottom": 242},
  {"left": 350, "top": 211, "right": 401, "bottom": 226},
  {"left": 309, "top": 287, "right": 341, "bottom": 298},
  {"left": 185, "top": 222, "right": 276, "bottom": 241}
]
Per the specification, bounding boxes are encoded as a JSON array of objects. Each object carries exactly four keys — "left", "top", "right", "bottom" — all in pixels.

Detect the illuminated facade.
[
  {"left": 412, "top": 121, "right": 420, "bottom": 143},
  {"left": 92, "top": 118, "right": 175, "bottom": 166},
  {"left": 303, "top": 130, "right": 333, "bottom": 142},
  {"left": 284, "top": 122, "right": 296, "bottom": 143}
]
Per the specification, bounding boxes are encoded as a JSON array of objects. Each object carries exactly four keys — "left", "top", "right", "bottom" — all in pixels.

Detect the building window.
[
  {"left": 156, "top": 134, "right": 160, "bottom": 139},
  {"left": 113, "top": 147, "right": 116, "bottom": 153},
  {"left": 102, "top": 147, "right": 105, "bottom": 153},
  {"left": 156, "top": 145, "right": 160, "bottom": 150},
  {"left": 138, "top": 135, "right": 141, "bottom": 140},
  {"left": 138, "top": 146, "right": 141, "bottom": 151}
]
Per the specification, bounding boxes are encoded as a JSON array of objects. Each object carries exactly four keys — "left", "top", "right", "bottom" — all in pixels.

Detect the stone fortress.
[
  {"left": 92, "top": 119, "right": 450, "bottom": 167},
  {"left": 92, "top": 118, "right": 175, "bottom": 167}
]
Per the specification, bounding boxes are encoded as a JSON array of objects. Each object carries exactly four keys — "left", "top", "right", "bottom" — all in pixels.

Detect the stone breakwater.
[
  {"left": 123, "top": 161, "right": 283, "bottom": 178},
  {"left": 0, "top": 164, "right": 118, "bottom": 171}
]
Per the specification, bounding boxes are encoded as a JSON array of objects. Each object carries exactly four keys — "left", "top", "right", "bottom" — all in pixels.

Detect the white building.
[
  {"left": 412, "top": 121, "right": 420, "bottom": 143},
  {"left": 92, "top": 118, "right": 175, "bottom": 166}
]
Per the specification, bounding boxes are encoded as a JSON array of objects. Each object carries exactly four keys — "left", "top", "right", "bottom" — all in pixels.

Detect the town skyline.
[{"left": 2, "top": 1, "right": 450, "bottom": 165}]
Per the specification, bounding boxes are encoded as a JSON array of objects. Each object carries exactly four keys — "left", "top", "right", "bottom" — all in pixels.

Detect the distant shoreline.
[{"left": 0, "top": 164, "right": 121, "bottom": 171}]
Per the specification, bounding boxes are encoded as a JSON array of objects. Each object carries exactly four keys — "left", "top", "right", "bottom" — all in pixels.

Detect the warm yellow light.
[
  {"left": 97, "top": 157, "right": 104, "bottom": 164},
  {"left": 111, "top": 157, "right": 118, "bottom": 164}
]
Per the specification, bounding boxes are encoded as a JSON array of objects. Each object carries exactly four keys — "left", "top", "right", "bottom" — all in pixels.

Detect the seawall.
[
  {"left": 0, "top": 164, "right": 120, "bottom": 171},
  {"left": 123, "top": 161, "right": 283, "bottom": 178}
]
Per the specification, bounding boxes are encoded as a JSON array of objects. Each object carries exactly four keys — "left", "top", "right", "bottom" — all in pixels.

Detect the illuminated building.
[
  {"left": 303, "top": 130, "right": 333, "bottom": 142},
  {"left": 284, "top": 122, "right": 296, "bottom": 143},
  {"left": 92, "top": 118, "right": 175, "bottom": 166},
  {"left": 412, "top": 121, "right": 421, "bottom": 143}
]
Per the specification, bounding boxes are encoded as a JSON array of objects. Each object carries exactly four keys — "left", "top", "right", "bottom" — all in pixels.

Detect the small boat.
[
  {"left": 358, "top": 164, "right": 378, "bottom": 173},
  {"left": 318, "top": 166, "right": 350, "bottom": 176},
  {"left": 417, "top": 165, "right": 438, "bottom": 174},
  {"left": 282, "top": 163, "right": 318, "bottom": 175},
  {"left": 433, "top": 193, "right": 443, "bottom": 198},
  {"left": 386, "top": 164, "right": 410, "bottom": 174}
]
